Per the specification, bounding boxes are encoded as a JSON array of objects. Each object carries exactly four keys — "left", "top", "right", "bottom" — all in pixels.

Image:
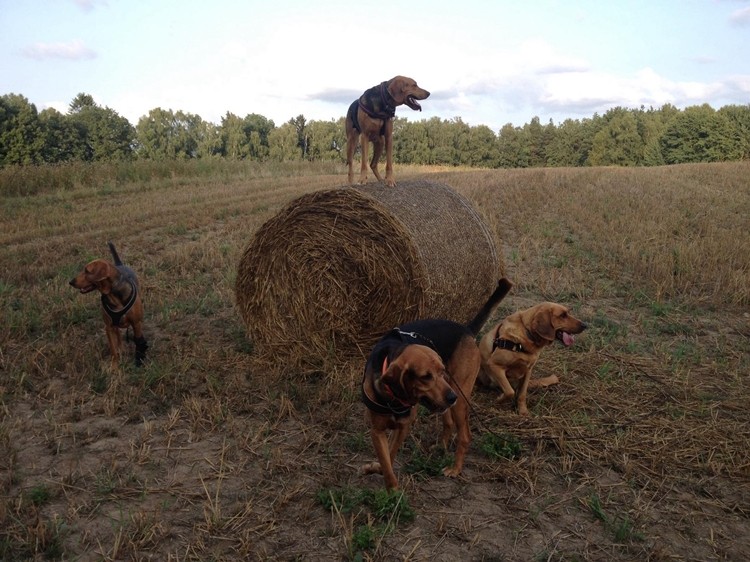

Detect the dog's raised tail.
[
  {"left": 466, "top": 278, "right": 513, "bottom": 335},
  {"left": 107, "top": 241, "right": 123, "bottom": 266}
]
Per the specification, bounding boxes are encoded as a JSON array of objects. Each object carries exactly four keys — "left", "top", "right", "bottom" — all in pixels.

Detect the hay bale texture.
[{"left": 235, "top": 179, "right": 503, "bottom": 365}]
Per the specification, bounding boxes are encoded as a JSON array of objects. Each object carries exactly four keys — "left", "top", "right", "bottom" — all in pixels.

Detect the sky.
[{"left": 1, "top": 0, "right": 749, "bottom": 131}]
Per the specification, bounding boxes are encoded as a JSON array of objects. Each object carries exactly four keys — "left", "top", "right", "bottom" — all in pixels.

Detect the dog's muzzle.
[
  {"left": 406, "top": 92, "right": 429, "bottom": 111},
  {"left": 420, "top": 389, "right": 457, "bottom": 413},
  {"left": 70, "top": 279, "right": 95, "bottom": 293}
]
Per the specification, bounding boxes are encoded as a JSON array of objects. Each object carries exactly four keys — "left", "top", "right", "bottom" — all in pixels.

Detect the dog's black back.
[
  {"left": 395, "top": 320, "right": 468, "bottom": 363},
  {"left": 365, "top": 320, "right": 467, "bottom": 376},
  {"left": 107, "top": 241, "right": 138, "bottom": 286},
  {"left": 365, "top": 279, "right": 512, "bottom": 373}
]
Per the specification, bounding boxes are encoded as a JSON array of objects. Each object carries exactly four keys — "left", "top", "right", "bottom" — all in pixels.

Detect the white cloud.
[
  {"left": 21, "top": 40, "right": 96, "bottom": 61},
  {"left": 71, "top": 0, "right": 107, "bottom": 12},
  {"left": 729, "top": 6, "right": 750, "bottom": 25}
]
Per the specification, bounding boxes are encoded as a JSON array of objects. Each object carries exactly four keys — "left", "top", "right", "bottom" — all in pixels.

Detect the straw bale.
[{"left": 235, "top": 179, "right": 503, "bottom": 366}]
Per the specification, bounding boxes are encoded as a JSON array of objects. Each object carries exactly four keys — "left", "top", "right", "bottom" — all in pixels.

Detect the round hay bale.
[{"left": 235, "top": 179, "right": 503, "bottom": 367}]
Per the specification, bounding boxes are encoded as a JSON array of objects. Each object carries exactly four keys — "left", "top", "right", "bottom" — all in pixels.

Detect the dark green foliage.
[{"left": 660, "top": 104, "right": 746, "bottom": 164}]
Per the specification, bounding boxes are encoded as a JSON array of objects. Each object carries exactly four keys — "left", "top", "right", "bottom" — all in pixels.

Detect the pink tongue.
[{"left": 562, "top": 332, "right": 575, "bottom": 346}]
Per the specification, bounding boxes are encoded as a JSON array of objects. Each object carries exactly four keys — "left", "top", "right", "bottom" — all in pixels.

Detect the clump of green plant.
[
  {"left": 402, "top": 446, "right": 454, "bottom": 478},
  {"left": 317, "top": 487, "right": 414, "bottom": 525},
  {"left": 316, "top": 486, "right": 415, "bottom": 557},
  {"left": 342, "top": 431, "right": 369, "bottom": 454},
  {"left": 586, "top": 493, "right": 644, "bottom": 543},
  {"left": 26, "top": 484, "right": 52, "bottom": 506},
  {"left": 478, "top": 432, "right": 522, "bottom": 460}
]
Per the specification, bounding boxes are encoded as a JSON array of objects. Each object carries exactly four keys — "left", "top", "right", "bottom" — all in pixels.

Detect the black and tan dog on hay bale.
[
  {"left": 69, "top": 241, "right": 148, "bottom": 368},
  {"left": 361, "top": 278, "right": 513, "bottom": 490},
  {"left": 346, "top": 75, "right": 429, "bottom": 187}
]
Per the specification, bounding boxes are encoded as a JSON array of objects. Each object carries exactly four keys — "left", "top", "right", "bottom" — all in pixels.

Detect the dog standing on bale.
[
  {"left": 69, "top": 242, "right": 148, "bottom": 368},
  {"left": 478, "top": 302, "right": 587, "bottom": 416},
  {"left": 362, "top": 278, "right": 512, "bottom": 490},
  {"left": 346, "top": 75, "right": 430, "bottom": 187}
]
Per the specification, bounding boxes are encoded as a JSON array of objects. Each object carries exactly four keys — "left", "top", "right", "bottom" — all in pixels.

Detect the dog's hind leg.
[
  {"left": 134, "top": 336, "right": 148, "bottom": 367},
  {"left": 346, "top": 130, "right": 357, "bottom": 185},
  {"left": 132, "top": 322, "right": 148, "bottom": 367},
  {"left": 383, "top": 119, "right": 395, "bottom": 187},
  {"left": 358, "top": 132, "right": 370, "bottom": 184},
  {"left": 370, "top": 135, "right": 385, "bottom": 183}
]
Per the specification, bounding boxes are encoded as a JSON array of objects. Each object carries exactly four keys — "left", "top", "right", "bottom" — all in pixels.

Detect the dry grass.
[{"left": 1, "top": 162, "right": 749, "bottom": 560}]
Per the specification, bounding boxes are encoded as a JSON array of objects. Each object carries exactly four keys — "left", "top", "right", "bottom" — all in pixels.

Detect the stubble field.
[{"left": 1, "top": 161, "right": 749, "bottom": 561}]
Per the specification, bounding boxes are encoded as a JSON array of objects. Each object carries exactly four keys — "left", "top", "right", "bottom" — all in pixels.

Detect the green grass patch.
[
  {"left": 586, "top": 493, "right": 644, "bottom": 543},
  {"left": 26, "top": 484, "right": 53, "bottom": 506},
  {"left": 343, "top": 432, "right": 370, "bottom": 454},
  {"left": 317, "top": 486, "right": 415, "bottom": 558},
  {"left": 402, "top": 446, "right": 454, "bottom": 478},
  {"left": 588, "top": 311, "right": 628, "bottom": 349},
  {"left": 477, "top": 432, "right": 522, "bottom": 460}
]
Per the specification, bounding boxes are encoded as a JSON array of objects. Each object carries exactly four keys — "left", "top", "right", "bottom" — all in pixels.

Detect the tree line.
[{"left": 1, "top": 92, "right": 749, "bottom": 169}]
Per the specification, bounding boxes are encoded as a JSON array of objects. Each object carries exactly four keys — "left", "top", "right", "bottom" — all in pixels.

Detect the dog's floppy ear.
[
  {"left": 530, "top": 306, "right": 557, "bottom": 341},
  {"left": 387, "top": 76, "right": 408, "bottom": 104},
  {"left": 88, "top": 261, "right": 113, "bottom": 293},
  {"left": 382, "top": 359, "right": 410, "bottom": 392}
]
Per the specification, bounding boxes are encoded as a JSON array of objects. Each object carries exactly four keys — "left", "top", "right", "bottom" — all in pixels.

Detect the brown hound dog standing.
[
  {"left": 478, "top": 303, "right": 587, "bottom": 416},
  {"left": 69, "top": 242, "right": 148, "bottom": 368},
  {"left": 362, "top": 279, "right": 512, "bottom": 490},
  {"left": 346, "top": 75, "right": 430, "bottom": 187}
]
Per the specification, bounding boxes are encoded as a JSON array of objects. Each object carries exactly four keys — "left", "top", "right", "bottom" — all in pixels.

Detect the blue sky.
[{"left": 1, "top": 0, "right": 749, "bottom": 130}]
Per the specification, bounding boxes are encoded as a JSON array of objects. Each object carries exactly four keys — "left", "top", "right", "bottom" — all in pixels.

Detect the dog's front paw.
[
  {"left": 362, "top": 462, "right": 382, "bottom": 475},
  {"left": 442, "top": 466, "right": 460, "bottom": 478}
]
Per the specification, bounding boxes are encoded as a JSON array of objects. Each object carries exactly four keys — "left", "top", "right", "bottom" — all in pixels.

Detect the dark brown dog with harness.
[
  {"left": 346, "top": 75, "right": 430, "bottom": 187},
  {"left": 362, "top": 278, "right": 512, "bottom": 490},
  {"left": 69, "top": 242, "right": 148, "bottom": 368}
]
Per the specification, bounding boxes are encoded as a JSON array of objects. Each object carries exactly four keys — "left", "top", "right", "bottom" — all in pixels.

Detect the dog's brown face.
[
  {"left": 69, "top": 260, "right": 113, "bottom": 295},
  {"left": 387, "top": 76, "right": 430, "bottom": 111},
  {"left": 529, "top": 303, "right": 587, "bottom": 347},
  {"left": 382, "top": 346, "right": 457, "bottom": 413}
]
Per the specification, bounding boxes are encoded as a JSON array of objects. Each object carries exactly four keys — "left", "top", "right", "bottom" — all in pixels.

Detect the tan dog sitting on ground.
[
  {"left": 69, "top": 242, "right": 148, "bottom": 368},
  {"left": 478, "top": 303, "right": 587, "bottom": 415},
  {"left": 362, "top": 279, "right": 512, "bottom": 490},
  {"left": 346, "top": 75, "right": 430, "bottom": 187}
]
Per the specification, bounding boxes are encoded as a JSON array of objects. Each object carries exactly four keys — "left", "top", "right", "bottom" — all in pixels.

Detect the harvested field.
[{"left": 1, "top": 161, "right": 749, "bottom": 561}]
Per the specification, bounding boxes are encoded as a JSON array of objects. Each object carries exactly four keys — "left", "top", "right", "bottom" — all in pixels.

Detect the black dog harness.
[
  {"left": 348, "top": 81, "right": 397, "bottom": 135},
  {"left": 491, "top": 324, "right": 527, "bottom": 353},
  {"left": 101, "top": 280, "right": 138, "bottom": 327},
  {"left": 492, "top": 337, "right": 526, "bottom": 353}
]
